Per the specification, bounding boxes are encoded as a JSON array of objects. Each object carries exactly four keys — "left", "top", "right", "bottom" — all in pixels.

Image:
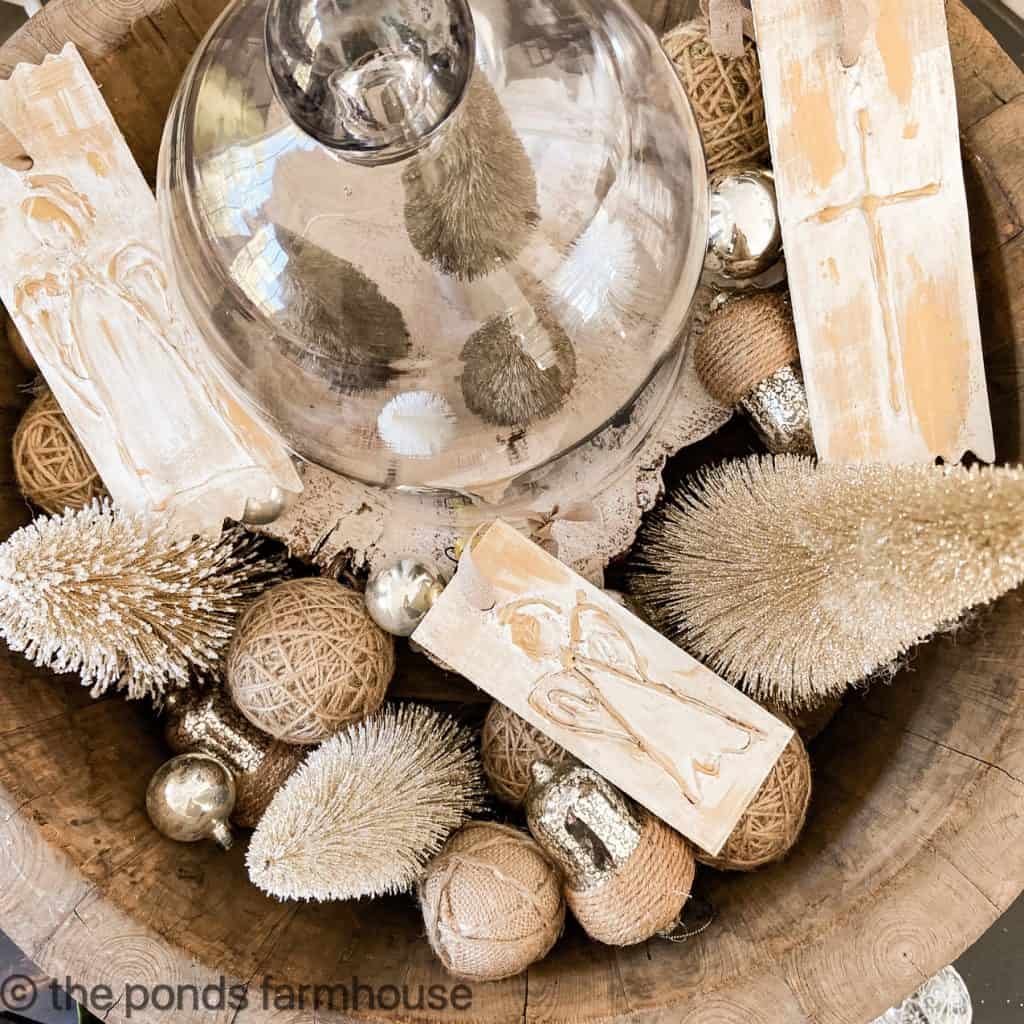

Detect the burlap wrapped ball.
[
  {"left": 662, "top": 18, "right": 770, "bottom": 174},
  {"left": 227, "top": 579, "right": 395, "bottom": 745},
  {"left": 696, "top": 729, "right": 812, "bottom": 871},
  {"left": 481, "top": 703, "right": 574, "bottom": 807},
  {"left": 419, "top": 822, "right": 565, "bottom": 981},
  {"left": 13, "top": 388, "right": 106, "bottom": 515}
]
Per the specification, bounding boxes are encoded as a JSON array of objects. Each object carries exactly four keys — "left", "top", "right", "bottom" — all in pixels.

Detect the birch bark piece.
[
  {"left": 753, "top": 0, "right": 995, "bottom": 465},
  {"left": 413, "top": 521, "right": 794, "bottom": 855},
  {"left": 0, "top": 45, "right": 301, "bottom": 536}
]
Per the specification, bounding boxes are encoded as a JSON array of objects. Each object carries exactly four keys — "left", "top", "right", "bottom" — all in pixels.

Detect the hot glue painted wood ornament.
[
  {"left": 0, "top": 46, "right": 301, "bottom": 537},
  {"left": 412, "top": 521, "right": 793, "bottom": 855},
  {"left": 752, "top": 0, "right": 994, "bottom": 464}
]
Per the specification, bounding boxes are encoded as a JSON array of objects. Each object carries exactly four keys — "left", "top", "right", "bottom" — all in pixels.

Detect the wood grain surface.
[{"left": 0, "top": 2, "right": 1022, "bottom": 1023}]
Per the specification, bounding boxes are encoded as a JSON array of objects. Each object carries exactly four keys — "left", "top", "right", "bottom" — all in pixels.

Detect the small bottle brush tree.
[
  {"left": 0, "top": 501, "right": 281, "bottom": 699},
  {"left": 247, "top": 703, "right": 485, "bottom": 902},
  {"left": 629, "top": 456, "right": 1024, "bottom": 709}
]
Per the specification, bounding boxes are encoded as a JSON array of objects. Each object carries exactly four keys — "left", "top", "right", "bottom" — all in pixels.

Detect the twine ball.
[
  {"left": 13, "top": 388, "right": 106, "bottom": 515},
  {"left": 227, "top": 578, "right": 395, "bottom": 745},
  {"left": 481, "top": 703, "right": 574, "bottom": 807},
  {"left": 662, "top": 18, "right": 770, "bottom": 174},
  {"left": 696, "top": 728, "right": 812, "bottom": 872},
  {"left": 695, "top": 291, "right": 799, "bottom": 406},
  {"left": 419, "top": 822, "right": 565, "bottom": 981}
]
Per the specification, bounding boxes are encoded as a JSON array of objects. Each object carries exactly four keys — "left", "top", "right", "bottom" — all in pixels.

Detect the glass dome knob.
[{"left": 265, "top": 0, "right": 475, "bottom": 163}]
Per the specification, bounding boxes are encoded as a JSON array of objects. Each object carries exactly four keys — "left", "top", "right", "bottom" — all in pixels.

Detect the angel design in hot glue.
[
  {"left": 498, "top": 590, "right": 766, "bottom": 806},
  {"left": 8, "top": 173, "right": 297, "bottom": 524}
]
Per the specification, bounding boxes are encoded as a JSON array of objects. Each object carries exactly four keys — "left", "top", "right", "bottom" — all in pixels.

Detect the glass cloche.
[{"left": 159, "top": 0, "right": 708, "bottom": 501}]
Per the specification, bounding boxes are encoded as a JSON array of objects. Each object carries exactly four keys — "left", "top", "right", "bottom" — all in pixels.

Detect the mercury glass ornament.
[
  {"left": 158, "top": 0, "right": 709, "bottom": 507},
  {"left": 525, "top": 760, "right": 644, "bottom": 890},
  {"left": 146, "top": 753, "right": 237, "bottom": 849},
  {"left": 872, "top": 967, "right": 972, "bottom": 1024},
  {"left": 164, "top": 685, "right": 304, "bottom": 827},
  {"left": 706, "top": 169, "right": 783, "bottom": 281},
  {"left": 364, "top": 558, "right": 445, "bottom": 636}
]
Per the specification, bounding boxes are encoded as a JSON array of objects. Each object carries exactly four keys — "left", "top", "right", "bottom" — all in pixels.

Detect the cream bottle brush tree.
[{"left": 0, "top": 501, "right": 282, "bottom": 699}]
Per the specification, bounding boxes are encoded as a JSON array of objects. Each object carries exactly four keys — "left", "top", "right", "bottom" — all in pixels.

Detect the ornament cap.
[{"left": 211, "top": 819, "right": 235, "bottom": 851}]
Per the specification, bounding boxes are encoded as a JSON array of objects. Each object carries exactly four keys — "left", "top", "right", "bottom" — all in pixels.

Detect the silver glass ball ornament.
[
  {"left": 146, "top": 753, "right": 236, "bottom": 850},
  {"left": 242, "top": 485, "right": 293, "bottom": 526},
  {"left": 706, "top": 168, "right": 783, "bottom": 281},
  {"left": 364, "top": 559, "right": 445, "bottom": 636}
]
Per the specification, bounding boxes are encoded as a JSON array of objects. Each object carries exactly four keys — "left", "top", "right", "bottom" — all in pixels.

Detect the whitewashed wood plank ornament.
[
  {"left": 751, "top": 0, "right": 995, "bottom": 464},
  {"left": 412, "top": 521, "right": 794, "bottom": 855},
  {"left": 0, "top": 45, "right": 301, "bottom": 536}
]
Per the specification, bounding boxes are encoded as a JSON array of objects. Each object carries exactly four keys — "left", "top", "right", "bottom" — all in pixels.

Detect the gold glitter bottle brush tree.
[
  {"left": 0, "top": 501, "right": 283, "bottom": 700},
  {"left": 628, "top": 457, "right": 1024, "bottom": 711}
]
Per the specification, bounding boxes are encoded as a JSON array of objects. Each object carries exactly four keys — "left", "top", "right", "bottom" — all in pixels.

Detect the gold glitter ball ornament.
[
  {"left": 227, "top": 578, "right": 395, "bottom": 744},
  {"left": 526, "top": 761, "right": 695, "bottom": 946},
  {"left": 419, "top": 821, "right": 565, "bottom": 981},
  {"left": 13, "top": 388, "right": 107, "bottom": 515},
  {"left": 481, "top": 702, "right": 575, "bottom": 807},
  {"left": 164, "top": 683, "right": 304, "bottom": 827},
  {"left": 696, "top": 728, "right": 811, "bottom": 871}
]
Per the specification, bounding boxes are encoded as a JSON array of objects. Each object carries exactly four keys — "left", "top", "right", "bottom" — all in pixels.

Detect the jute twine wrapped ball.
[
  {"left": 695, "top": 292, "right": 799, "bottom": 406},
  {"left": 13, "top": 388, "right": 106, "bottom": 515},
  {"left": 227, "top": 578, "right": 395, "bottom": 745},
  {"left": 481, "top": 703, "right": 574, "bottom": 806},
  {"left": 662, "top": 17, "right": 770, "bottom": 174},
  {"left": 696, "top": 728, "right": 812, "bottom": 872},
  {"left": 419, "top": 822, "right": 565, "bottom": 981},
  {"left": 568, "top": 813, "right": 695, "bottom": 947}
]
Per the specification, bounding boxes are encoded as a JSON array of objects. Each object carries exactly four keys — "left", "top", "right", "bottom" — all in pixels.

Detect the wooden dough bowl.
[{"left": 0, "top": 2, "right": 1023, "bottom": 1022}]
